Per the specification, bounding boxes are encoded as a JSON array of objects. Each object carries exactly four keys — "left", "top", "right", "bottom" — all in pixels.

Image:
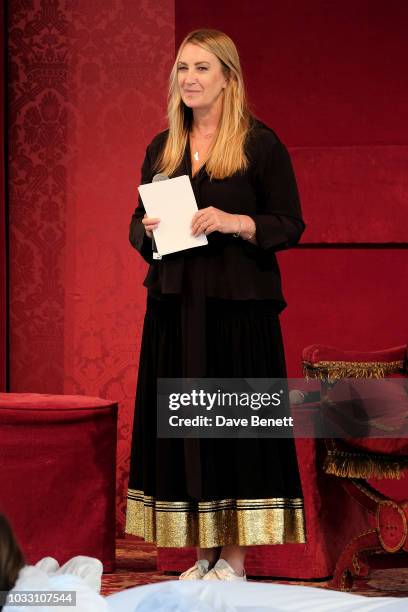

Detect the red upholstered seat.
[
  {"left": 0, "top": 393, "right": 117, "bottom": 571},
  {"left": 301, "top": 344, "right": 408, "bottom": 591},
  {"left": 303, "top": 344, "right": 408, "bottom": 478},
  {"left": 302, "top": 344, "right": 406, "bottom": 369}
]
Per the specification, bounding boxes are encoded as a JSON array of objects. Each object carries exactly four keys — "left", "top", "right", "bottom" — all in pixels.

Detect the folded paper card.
[{"left": 138, "top": 175, "right": 208, "bottom": 256}]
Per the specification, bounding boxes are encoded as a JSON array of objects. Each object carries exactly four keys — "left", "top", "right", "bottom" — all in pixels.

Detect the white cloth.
[
  {"left": 106, "top": 580, "right": 408, "bottom": 612},
  {"left": 3, "top": 556, "right": 108, "bottom": 612}
]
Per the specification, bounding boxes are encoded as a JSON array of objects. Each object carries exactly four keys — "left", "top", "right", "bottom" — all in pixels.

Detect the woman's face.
[{"left": 177, "top": 42, "right": 228, "bottom": 111}]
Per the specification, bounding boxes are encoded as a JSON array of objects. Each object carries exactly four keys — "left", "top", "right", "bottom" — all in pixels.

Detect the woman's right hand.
[{"left": 142, "top": 214, "right": 160, "bottom": 239}]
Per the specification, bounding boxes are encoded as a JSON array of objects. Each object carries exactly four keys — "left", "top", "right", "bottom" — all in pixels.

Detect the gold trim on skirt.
[{"left": 126, "top": 488, "right": 306, "bottom": 547}]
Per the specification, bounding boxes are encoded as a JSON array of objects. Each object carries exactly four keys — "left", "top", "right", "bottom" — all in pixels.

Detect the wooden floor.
[{"left": 101, "top": 537, "right": 408, "bottom": 598}]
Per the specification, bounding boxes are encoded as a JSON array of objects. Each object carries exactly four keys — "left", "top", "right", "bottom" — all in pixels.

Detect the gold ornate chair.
[{"left": 302, "top": 344, "right": 408, "bottom": 590}]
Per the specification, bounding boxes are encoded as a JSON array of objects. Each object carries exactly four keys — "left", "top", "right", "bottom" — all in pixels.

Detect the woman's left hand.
[{"left": 191, "top": 206, "right": 239, "bottom": 236}]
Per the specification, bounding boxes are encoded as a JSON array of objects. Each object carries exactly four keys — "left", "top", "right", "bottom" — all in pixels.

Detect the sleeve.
[
  {"left": 129, "top": 145, "right": 154, "bottom": 264},
  {"left": 251, "top": 138, "right": 305, "bottom": 251}
]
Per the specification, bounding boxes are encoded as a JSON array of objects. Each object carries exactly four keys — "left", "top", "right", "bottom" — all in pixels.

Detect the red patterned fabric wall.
[
  {"left": 1, "top": 2, "right": 6, "bottom": 391},
  {"left": 8, "top": 0, "right": 174, "bottom": 532},
  {"left": 9, "top": 1, "right": 67, "bottom": 393}
]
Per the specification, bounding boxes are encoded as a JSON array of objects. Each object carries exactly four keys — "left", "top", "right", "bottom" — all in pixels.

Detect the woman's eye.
[{"left": 177, "top": 66, "right": 208, "bottom": 71}]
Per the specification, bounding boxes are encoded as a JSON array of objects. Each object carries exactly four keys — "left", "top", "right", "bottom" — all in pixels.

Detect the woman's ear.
[{"left": 222, "top": 67, "right": 230, "bottom": 89}]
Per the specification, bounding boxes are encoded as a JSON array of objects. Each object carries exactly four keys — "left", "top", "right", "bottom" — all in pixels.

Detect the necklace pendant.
[{"left": 193, "top": 151, "right": 199, "bottom": 161}]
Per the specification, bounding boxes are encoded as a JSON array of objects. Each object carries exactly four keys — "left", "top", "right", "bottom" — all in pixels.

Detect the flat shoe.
[
  {"left": 202, "top": 558, "right": 246, "bottom": 581},
  {"left": 179, "top": 559, "right": 210, "bottom": 580}
]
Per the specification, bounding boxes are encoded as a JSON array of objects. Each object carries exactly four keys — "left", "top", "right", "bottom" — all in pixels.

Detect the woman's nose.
[{"left": 185, "top": 70, "right": 197, "bottom": 83}]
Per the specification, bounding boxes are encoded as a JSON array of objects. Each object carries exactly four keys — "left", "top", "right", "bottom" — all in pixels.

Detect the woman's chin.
[
  {"left": 182, "top": 101, "right": 211, "bottom": 113},
  {"left": 182, "top": 100, "right": 200, "bottom": 109}
]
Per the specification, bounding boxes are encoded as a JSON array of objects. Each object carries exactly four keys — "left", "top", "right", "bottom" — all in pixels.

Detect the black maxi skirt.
[{"left": 125, "top": 294, "right": 306, "bottom": 548}]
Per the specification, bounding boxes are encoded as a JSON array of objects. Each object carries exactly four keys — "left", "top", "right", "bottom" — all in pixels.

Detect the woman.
[{"left": 125, "top": 29, "right": 306, "bottom": 581}]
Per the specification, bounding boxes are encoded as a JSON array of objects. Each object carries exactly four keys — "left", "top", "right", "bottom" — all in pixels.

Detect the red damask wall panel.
[
  {"left": 1, "top": 2, "right": 6, "bottom": 391},
  {"left": 9, "top": 1, "right": 69, "bottom": 394},
  {"left": 8, "top": 0, "right": 174, "bottom": 532}
]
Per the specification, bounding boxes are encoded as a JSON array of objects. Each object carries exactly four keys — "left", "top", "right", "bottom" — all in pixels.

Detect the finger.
[
  {"left": 191, "top": 217, "right": 209, "bottom": 235},
  {"left": 192, "top": 209, "right": 205, "bottom": 219},
  {"left": 204, "top": 223, "right": 217, "bottom": 235},
  {"left": 192, "top": 207, "right": 212, "bottom": 222},
  {"left": 194, "top": 220, "right": 213, "bottom": 236},
  {"left": 195, "top": 221, "right": 212, "bottom": 236},
  {"left": 142, "top": 217, "right": 160, "bottom": 225},
  {"left": 191, "top": 211, "right": 206, "bottom": 228}
]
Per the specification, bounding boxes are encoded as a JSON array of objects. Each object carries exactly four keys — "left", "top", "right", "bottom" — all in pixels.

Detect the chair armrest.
[{"left": 302, "top": 344, "right": 407, "bottom": 380}]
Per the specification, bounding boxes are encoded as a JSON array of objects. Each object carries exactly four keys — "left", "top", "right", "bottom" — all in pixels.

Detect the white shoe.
[
  {"left": 179, "top": 559, "right": 210, "bottom": 580},
  {"left": 202, "top": 558, "right": 247, "bottom": 581}
]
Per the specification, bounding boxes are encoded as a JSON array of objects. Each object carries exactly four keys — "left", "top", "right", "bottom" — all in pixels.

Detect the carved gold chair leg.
[{"left": 330, "top": 529, "right": 381, "bottom": 591}]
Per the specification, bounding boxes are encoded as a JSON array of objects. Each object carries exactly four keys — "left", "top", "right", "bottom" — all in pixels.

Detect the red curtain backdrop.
[
  {"left": 7, "top": 0, "right": 408, "bottom": 534},
  {"left": 7, "top": 0, "right": 174, "bottom": 533}
]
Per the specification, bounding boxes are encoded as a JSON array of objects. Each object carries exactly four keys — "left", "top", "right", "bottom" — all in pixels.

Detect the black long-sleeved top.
[
  {"left": 130, "top": 118, "right": 305, "bottom": 497},
  {"left": 129, "top": 117, "right": 305, "bottom": 313}
]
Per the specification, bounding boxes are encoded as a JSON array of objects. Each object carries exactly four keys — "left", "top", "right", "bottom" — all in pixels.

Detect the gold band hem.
[{"left": 126, "top": 488, "right": 306, "bottom": 547}]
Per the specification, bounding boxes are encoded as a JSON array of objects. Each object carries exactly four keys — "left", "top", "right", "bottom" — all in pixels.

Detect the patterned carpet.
[{"left": 101, "top": 537, "right": 408, "bottom": 598}]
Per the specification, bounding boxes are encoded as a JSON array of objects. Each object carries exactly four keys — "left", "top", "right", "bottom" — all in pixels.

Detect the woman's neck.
[{"left": 192, "top": 97, "right": 223, "bottom": 137}]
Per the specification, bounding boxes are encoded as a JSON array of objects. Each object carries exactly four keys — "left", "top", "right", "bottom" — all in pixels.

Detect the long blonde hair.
[{"left": 156, "top": 29, "right": 252, "bottom": 180}]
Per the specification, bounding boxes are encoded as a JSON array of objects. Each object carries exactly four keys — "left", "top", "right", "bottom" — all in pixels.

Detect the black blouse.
[{"left": 129, "top": 117, "right": 305, "bottom": 314}]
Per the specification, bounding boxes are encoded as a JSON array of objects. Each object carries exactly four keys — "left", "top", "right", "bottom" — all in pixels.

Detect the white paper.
[{"left": 138, "top": 175, "right": 208, "bottom": 256}]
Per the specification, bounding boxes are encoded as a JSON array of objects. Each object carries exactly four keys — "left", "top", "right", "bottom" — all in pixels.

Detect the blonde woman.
[{"left": 125, "top": 29, "right": 306, "bottom": 581}]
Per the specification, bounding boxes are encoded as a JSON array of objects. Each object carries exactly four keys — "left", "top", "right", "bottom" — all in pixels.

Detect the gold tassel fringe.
[
  {"left": 303, "top": 359, "right": 404, "bottom": 382},
  {"left": 323, "top": 448, "right": 408, "bottom": 479}
]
